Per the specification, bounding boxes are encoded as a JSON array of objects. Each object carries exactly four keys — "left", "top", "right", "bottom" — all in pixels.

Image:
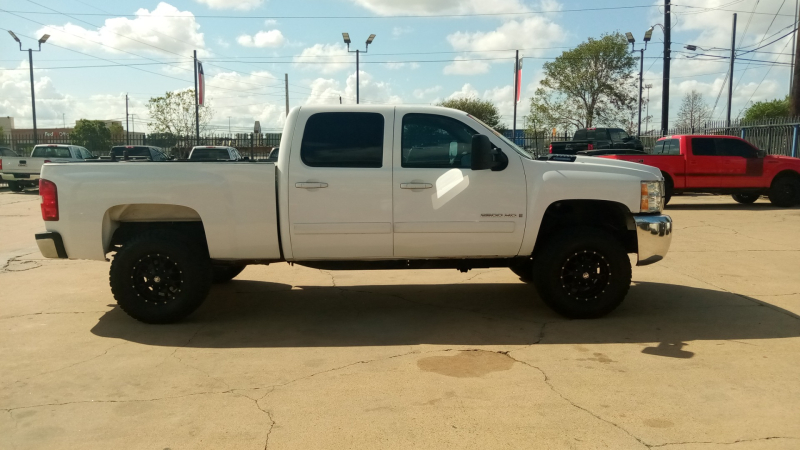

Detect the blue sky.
[{"left": 0, "top": 0, "right": 796, "bottom": 133}]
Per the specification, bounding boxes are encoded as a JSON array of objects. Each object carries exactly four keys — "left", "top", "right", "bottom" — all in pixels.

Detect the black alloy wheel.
[
  {"left": 110, "top": 231, "right": 212, "bottom": 323},
  {"left": 532, "top": 227, "right": 632, "bottom": 319},
  {"left": 769, "top": 177, "right": 800, "bottom": 207}
]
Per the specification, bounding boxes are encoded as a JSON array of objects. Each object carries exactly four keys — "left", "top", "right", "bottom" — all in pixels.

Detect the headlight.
[{"left": 640, "top": 180, "right": 664, "bottom": 213}]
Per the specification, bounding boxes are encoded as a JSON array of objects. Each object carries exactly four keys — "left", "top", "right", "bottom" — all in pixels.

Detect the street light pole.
[
  {"left": 343, "top": 33, "right": 376, "bottom": 104},
  {"left": 627, "top": 30, "right": 652, "bottom": 138},
  {"left": 727, "top": 13, "right": 737, "bottom": 127},
  {"left": 645, "top": 84, "right": 653, "bottom": 135},
  {"left": 8, "top": 31, "right": 49, "bottom": 145}
]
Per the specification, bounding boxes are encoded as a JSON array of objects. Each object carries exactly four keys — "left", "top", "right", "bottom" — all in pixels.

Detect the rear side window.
[
  {"left": 691, "top": 138, "right": 717, "bottom": 156},
  {"left": 301, "top": 113, "right": 384, "bottom": 168},
  {"left": 664, "top": 139, "right": 680, "bottom": 155},
  {"left": 652, "top": 140, "right": 665, "bottom": 154},
  {"left": 111, "top": 147, "right": 150, "bottom": 157},
  {"left": 32, "top": 146, "right": 71, "bottom": 158}
]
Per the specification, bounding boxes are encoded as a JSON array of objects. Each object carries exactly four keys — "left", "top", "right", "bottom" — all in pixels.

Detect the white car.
[
  {"left": 188, "top": 146, "right": 245, "bottom": 161},
  {"left": 34, "top": 105, "right": 672, "bottom": 323},
  {"left": 1, "top": 144, "right": 93, "bottom": 191}
]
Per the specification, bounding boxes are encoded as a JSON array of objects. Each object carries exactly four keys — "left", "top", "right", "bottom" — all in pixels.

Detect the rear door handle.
[
  {"left": 295, "top": 182, "right": 328, "bottom": 189},
  {"left": 400, "top": 183, "right": 433, "bottom": 189}
]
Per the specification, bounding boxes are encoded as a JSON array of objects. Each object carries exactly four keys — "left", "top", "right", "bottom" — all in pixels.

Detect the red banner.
[
  {"left": 197, "top": 61, "right": 205, "bottom": 106},
  {"left": 515, "top": 58, "right": 523, "bottom": 103}
]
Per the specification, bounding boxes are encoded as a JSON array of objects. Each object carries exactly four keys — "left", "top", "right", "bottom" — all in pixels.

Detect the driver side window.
[{"left": 401, "top": 114, "right": 478, "bottom": 169}]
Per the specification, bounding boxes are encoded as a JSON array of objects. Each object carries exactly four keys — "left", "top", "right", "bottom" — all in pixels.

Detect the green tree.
[
  {"left": 0, "top": 126, "right": 7, "bottom": 146},
  {"left": 742, "top": 96, "right": 790, "bottom": 122},
  {"left": 147, "top": 132, "right": 178, "bottom": 149},
  {"left": 147, "top": 89, "right": 212, "bottom": 137},
  {"left": 438, "top": 97, "right": 505, "bottom": 130},
  {"left": 71, "top": 120, "right": 111, "bottom": 153},
  {"left": 528, "top": 32, "right": 637, "bottom": 132},
  {"left": 108, "top": 122, "right": 125, "bottom": 143}
]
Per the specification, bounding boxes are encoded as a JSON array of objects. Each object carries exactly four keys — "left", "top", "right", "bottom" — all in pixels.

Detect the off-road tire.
[
  {"left": 732, "top": 193, "right": 759, "bottom": 204},
  {"left": 532, "top": 227, "right": 632, "bottom": 319},
  {"left": 212, "top": 264, "right": 246, "bottom": 284},
  {"left": 664, "top": 177, "right": 673, "bottom": 206},
  {"left": 7, "top": 181, "right": 23, "bottom": 192},
  {"left": 509, "top": 262, "right": 533, "bottom": 283},
  {"left": 110, "top": 231, "right": 212, "bottom": 324},
  {"left": 768, "top": 176, "right": 800, "bottom": 207}
]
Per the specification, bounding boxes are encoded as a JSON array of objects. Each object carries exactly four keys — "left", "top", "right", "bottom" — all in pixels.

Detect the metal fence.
[
  {"left": 2, "top": 133, "right": 282, "bottom": 160},
  {"left": 505, "top": 117, "right": 800, "bottom": 157}
]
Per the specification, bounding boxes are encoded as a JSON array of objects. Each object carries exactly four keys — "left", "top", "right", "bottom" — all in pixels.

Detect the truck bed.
[{"left": 40, "top": 161, "right": 281, "bottom": 261}]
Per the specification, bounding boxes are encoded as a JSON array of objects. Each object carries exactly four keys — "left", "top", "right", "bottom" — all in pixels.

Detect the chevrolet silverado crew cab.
[
  {"left": 34, "top": 106, "right": 672, "bottom": 323},
  {"left": 1, "top": 144, "right": 93, "bottom": 191},
  {"left": 598, "top": 135, "right": 800, "bottom": 206}
]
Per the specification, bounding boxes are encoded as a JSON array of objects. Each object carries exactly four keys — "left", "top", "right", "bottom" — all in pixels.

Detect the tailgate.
[{"left": 1, "top": 157, "right": 45, "bottom": 174}]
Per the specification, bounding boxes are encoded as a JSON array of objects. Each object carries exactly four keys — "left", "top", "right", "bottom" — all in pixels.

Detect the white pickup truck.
[
  {"left": 34, "top": 106, "right": 672, "bottom": 323},
  {"left": 1, "top": 144, "right": 93, "bottom": 191}
]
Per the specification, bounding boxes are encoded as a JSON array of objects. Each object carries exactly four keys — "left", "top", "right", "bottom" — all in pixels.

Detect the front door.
[
  {"left": 287, "top": 108, "right": 394, "bottom": 259},
  {"left": 391, "top": 109, "right": 527, "bottom": 258}
]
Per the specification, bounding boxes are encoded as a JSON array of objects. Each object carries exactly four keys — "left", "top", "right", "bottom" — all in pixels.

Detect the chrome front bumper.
[{"left": 633, "top": 214, "right": 672, "bottom": 266}]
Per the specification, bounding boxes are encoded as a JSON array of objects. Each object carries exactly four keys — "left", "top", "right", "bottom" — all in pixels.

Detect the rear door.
[
  {"left": 714, "top": 138, "right": 764, "bottom": 188},
  {"left": 686, "top": 137, "right": 724, "bottom": 188},
  {"left": 287, "top": 108, "right": 394, "bottom": 259},
  {"left": 391, "top": 109, "right": 527, "bottom": 258}
]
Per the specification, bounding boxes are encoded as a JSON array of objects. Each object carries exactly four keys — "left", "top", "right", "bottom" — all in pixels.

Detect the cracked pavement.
[{"left": 1, "top": 190, "right": 800, "bottom": 449}]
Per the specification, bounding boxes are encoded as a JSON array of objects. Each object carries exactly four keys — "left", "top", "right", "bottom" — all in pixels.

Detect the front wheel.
[
  {"left": 769, "top": 177, "right": 800, "bottom": 207},
  {"left": 509, "top": 262, "right": 533, "bottom": 283},
  {"left": 110, "top": 231, "right": 212, "bottom": 323},
  {"left": 7, "top": 181, "right": 23, "bottom": 192},
  {"left": 532, "top": 227, "right": 632, "bottom": 319},
  {"left": 732, "top": 193, "right": 759, "bottom": 204}
]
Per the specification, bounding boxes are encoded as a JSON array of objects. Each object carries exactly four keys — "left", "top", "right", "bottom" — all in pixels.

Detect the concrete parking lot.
[{"left": 1, "top": 188, "right": 799, "bottom": 450}]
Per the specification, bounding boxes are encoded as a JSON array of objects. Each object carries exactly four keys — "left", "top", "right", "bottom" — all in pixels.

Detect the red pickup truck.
[{"left": 597, "top": 135, "right": 800, "bottom": 206}]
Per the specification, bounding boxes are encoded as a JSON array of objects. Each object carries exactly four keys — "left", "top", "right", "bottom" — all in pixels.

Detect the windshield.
[
  {"left": 110, "top": 147, "right": 150, "bottom": 157},
  {"left": 190, "top": 148, "right": 232, "bottom": 160},
  {"left": 32, "top": 146, "right": 71, "bottom": 158},
  {"left": 467, "top": 115, "right": 531, "bottom": 160}
]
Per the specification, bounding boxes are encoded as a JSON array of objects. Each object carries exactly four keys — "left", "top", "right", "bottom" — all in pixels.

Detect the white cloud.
[
  {"left": 349, "top": 0, "right": 528, "bottom": 15},
  {"left": 443, "top": 57, "right": 491, "bottom": 75},
  {"left": 295, "top": 43, "right": 351, "bottom": 74},
  {"left": 305, "top": 71, "right": 402, "bottom": 105},
  {"left": 204, "top": 70, "right": 287, "bottom": 131},
  {"left": 392, "top": 26, "right": 413, "bottom": 37},
  {"left": 35, "top": 3, "right": 205, "bottom": 56},
  {"left": 413, "top": 86, "right": 442, "bottom": 99},
  {"left": 194, "top": 0, "right": 263, "bottom": 11},
  {"left": 237, "top": 30, "right": 285, "bottom": 48},
  {"left": 264, "top": 19, "right": 278, "bottom": 26}
]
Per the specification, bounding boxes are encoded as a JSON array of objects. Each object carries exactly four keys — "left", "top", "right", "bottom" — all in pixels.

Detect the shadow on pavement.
[
  {"left": 91, "top": 280, "right": 800, "bottom": 349},
  {"left": 666, "top": 202, "right": 798, "bottom": 211}
]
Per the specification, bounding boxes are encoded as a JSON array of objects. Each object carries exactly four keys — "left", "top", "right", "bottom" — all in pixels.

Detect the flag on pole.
[
  {"left": 197, "top": 61, "right": 205, "bottom": 106},
  {"left": 515, "top": 58, "right": 523, "bottom": 103}
]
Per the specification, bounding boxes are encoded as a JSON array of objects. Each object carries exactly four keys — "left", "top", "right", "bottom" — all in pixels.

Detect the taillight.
[
  {"left": 549, "top": 144, "right": 553, "bottom": 153},
  {"left": 40, "top": 179, "right": 59, "bottom": 221},
  {"left": 44, "top": 160, "right": 51, "bottom": 164},
  {"left": 587, "top": 143, "right": 594, "bottom": 150},
  {"left": 0, "top": 159, "right": 3, "bottom": 170}
]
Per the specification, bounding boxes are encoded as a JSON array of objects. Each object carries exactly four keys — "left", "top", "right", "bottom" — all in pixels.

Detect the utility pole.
[
  {"left": 356, "top": 50, "right": 360, "bottom": 104},
  {"left": 727, "top": 13, "right": 737, "bottom": 127},
  {"left": 125, "top": 94, "right": 129, "bottom": 145},
  {"left": 513, "top": 50, "right": 519, "bottom": 139},
  {"left": 285, "top": 73, "right": 289, "bottom": 116},
  {"left": 193, "top": 50, "right": 200, "bottom": 144},
  {"left": 637, "top": 48, "right": 644, "bottom": 137},
  {"left": 228, "top": 117, "right": 231, "bottom": 135},
  {"left": 645, "top": 84, "right": 653, "bottom": 135},
  {"left": 792, "top": 3, "right": 800, "bottom": 114},
  {"left": 791, "top": 0, "right": 799, "bottom": 96},
  {"left": 661, "top": 0, "right": 671, "bottom": 135}
]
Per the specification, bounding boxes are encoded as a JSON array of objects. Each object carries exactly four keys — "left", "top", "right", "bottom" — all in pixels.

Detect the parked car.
[
  {"left": 266, "top": 147, "right": 279, "bottom": 162},
  {"left": 550, "top": 128, "right": 645, "bottom": 155},
  {"left": 0, "top": 144, "right": 93, "bottom": 192},
  {"left": 34, "top": 105, "right": 672, "bottom": 323},
  {"left": 188, "top": 146, "right": 245, "bottom": 161},
  {"left": 106, "top": 145, "right": 169, "bottom": 161},
  {"left": 596, "top": 135, "right": 800, "bottom": 206},
  {"left": 0, "top": 147, "right": 18, "bottom": 157}
]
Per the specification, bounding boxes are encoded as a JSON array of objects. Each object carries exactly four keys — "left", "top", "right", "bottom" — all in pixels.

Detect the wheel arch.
[
  {"left": 771, "top": 169, "right": 800, "bottom": 187},
  {"left": 102, "top": 204, "right": 208, "bottom": 255},
  {"left": 531, "top": 200, "right": 638, "bottom": 256}
]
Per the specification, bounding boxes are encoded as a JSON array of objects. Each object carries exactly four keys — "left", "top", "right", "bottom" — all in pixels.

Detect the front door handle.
[
  {"left": 295, "top": 182, "right": 328, "bottom": 189},
  {"left": 400, "top": 183, "right": 433, "bottom": 189}
]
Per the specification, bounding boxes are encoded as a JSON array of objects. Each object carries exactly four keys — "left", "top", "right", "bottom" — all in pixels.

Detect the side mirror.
[
  {"left": 757, "top": 150, "right": 766, "bottom": 158},
  {"left": 471, "top": 134, "right": 493, "bottom": 170}
]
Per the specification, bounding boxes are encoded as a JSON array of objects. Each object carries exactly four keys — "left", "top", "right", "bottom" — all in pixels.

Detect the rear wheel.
[
  {"left": 769, "top": 177, "right": 800, "bottom": 207},
  {"left": 732, "top": 193, "right": 759, "bottom": 204},
  {"left": 532, "top": 227, "right": 632, "bottom": 319},
  {"left": 7, "top": 181, "right": 23, "bottom": 192},
  {"left": 110, "top": 231, "right": 212, "bottom": 324},
  {"left": 212, "top": 264, "right": 246, "bottom": 284}
]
